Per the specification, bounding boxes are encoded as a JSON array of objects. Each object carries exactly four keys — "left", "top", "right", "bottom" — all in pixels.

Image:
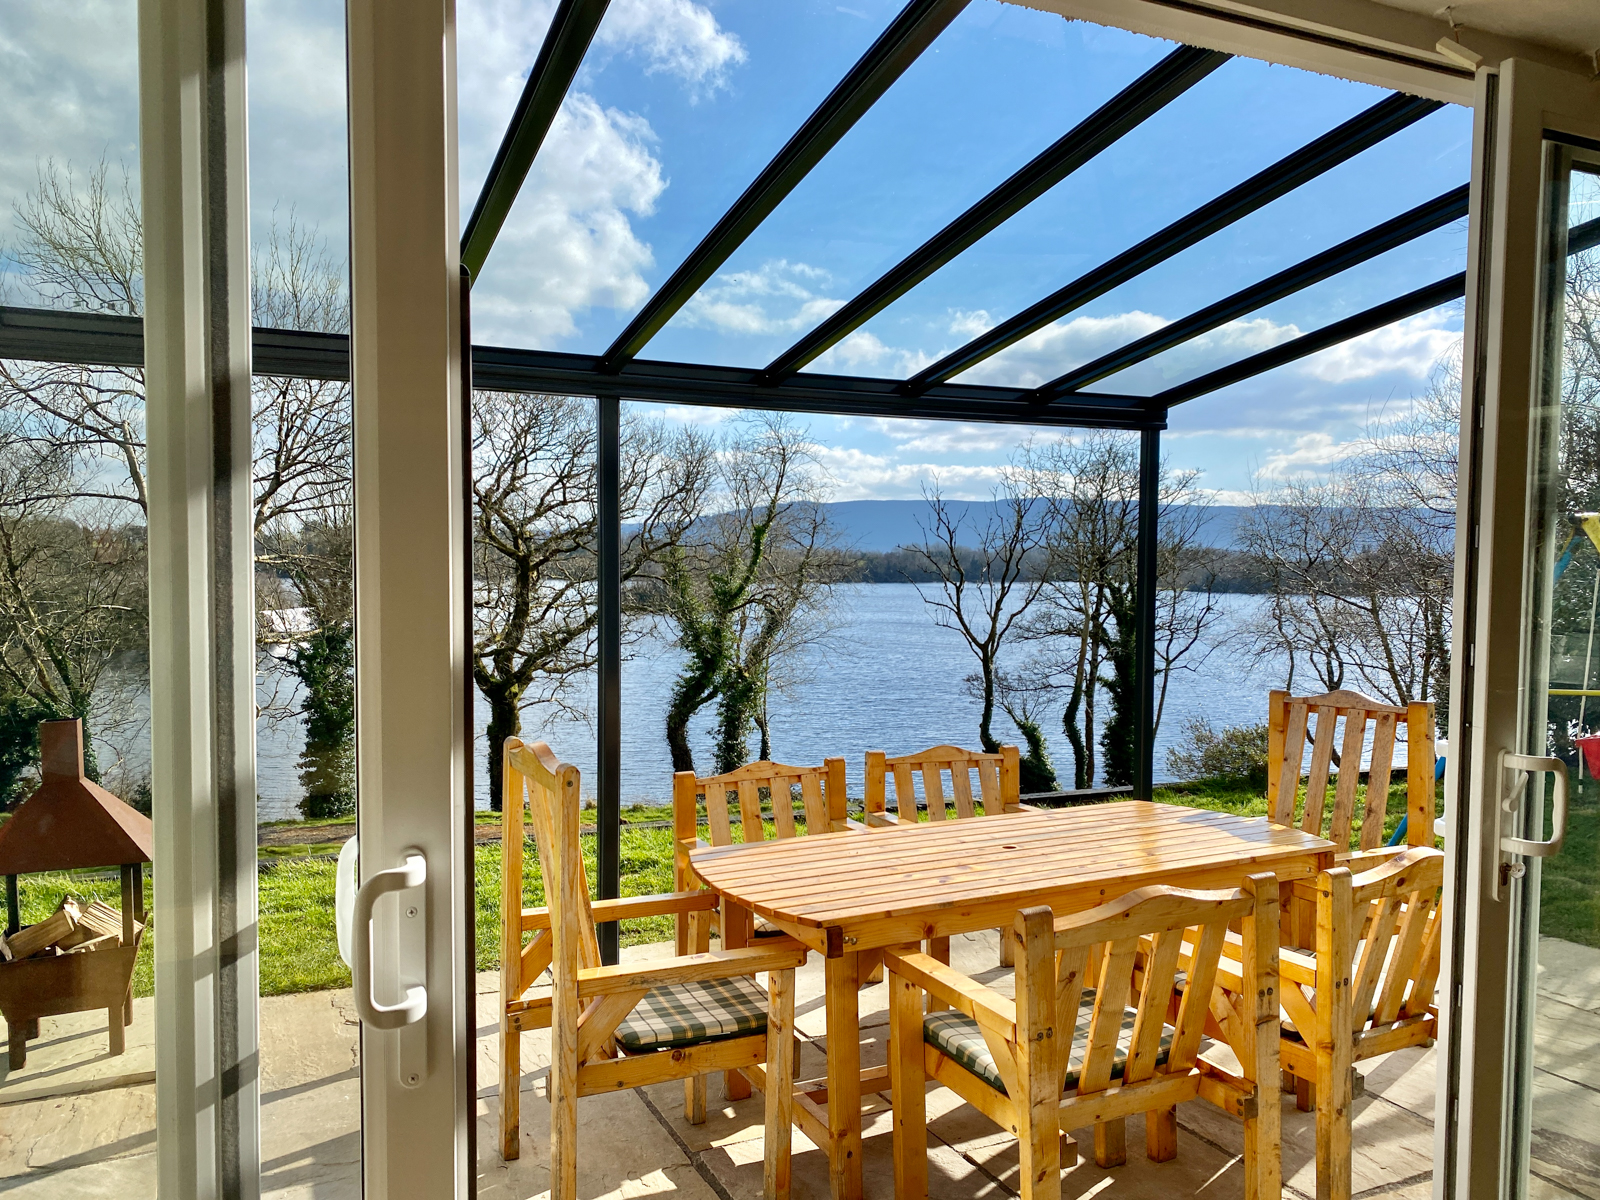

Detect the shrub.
[{"left": 1166, "top": 716, "right": 1270, "bottom": 787}]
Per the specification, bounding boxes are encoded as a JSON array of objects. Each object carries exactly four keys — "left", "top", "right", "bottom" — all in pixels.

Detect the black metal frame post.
[
  {"left": 1135, "top": 426, "right": 1161, "bottom": 800},
  {"left": 596, "top": 393, "right": 622, "bottom": 964}
]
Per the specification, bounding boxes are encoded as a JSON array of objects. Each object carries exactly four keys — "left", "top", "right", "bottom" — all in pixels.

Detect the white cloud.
[
  {"left": 948, "top": 309, "right": 993, "bottom": 338},
  {"left": 473, "top": 94, "right": 665, "bottom": 342},
  {"left": 1258, "top": 432, "right": 1354, "bottom": 479},
  {"left": 1300, "top": 309, "right": 1460, "bottom": 383},
  {"left": 459, "top": 0, "right": 745, "bottom": 345},
  {"left": 957, "top": 310, "right": 1169, "bottom": 388},
  {"left": 813, "top": 446, "right": 1009, "bottom": 502},
  {"left": 680, "top": 259, "right": 846, "bottom": 335},
  {"left": 595, "top": 0, "right": 747, "bottom": 95}
]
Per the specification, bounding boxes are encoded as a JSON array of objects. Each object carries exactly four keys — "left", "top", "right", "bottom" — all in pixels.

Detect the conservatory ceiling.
[{"left": 4, "top": 0, "right": 1598, "bottom": 434}]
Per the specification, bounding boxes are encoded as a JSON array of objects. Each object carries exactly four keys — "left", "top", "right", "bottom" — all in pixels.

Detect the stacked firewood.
[{"left": 0, "top": 897, "right": 137, "bottom": 961}]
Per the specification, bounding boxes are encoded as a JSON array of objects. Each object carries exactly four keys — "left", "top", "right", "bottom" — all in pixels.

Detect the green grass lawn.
[{"left": 17, "top": 772, "right": 1590, "bottom": 1002}]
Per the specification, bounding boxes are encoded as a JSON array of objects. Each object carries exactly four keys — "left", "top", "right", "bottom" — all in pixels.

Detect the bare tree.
[
  {"left": 472, "top": 393, "right": 711, "bottom": 802},
  {"left": 1022, "top": 434, "right": 1221, "bottom": 788},
  {"left": 651, "top": 413, "right": 841, "bottom": 774},
  {"left": 904, "top": 469, "right": 1049, "bottom": 768}
]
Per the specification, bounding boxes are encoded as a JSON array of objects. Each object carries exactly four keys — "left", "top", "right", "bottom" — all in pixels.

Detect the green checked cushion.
[
  {"left": 614, "top": 974, "right": 769, "bottom": 1052},
  {"left": 924, "top": 988, "right": 1172, "bottom": 1096}
]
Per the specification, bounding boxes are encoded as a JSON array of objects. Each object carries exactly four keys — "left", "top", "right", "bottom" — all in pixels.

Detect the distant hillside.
[{"left": 816, "top": 499, "right": 1254, "bottom": 553}]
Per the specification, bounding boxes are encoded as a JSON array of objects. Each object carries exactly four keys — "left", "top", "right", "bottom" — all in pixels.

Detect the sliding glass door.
[{"left": 1446, "top": 56, "right": 1600, "bottom": 1200}]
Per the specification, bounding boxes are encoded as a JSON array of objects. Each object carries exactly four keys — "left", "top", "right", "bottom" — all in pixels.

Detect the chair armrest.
[
  {"left": 1338, "top": 846, "right": 1405, "bottom": 872},
  {"left": 882, "top": 948, "right": 1017, "bottom": 1042},
  {"left": 863, "top": 813, "right": 898, "bottom": 829},
  {"left": 525, "top": 890, "right": 718, "bottom": 933},
  {"left": 1216, "top": 929, "right": 1317, "bottom": 986},
  {"left": 577, "top": 941, "right": 808, "bottom": 998},
  {"left": 590, "top": 890, "right": 719, "bottom": 922}
]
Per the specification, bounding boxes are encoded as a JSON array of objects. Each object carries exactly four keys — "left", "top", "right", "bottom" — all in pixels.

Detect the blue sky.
[{"left": 0, "top": 0, "right": 1476, "bottom": 501}]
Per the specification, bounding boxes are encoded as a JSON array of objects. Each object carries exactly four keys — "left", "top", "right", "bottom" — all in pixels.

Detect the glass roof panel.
[
  {"left": 641, "top": 3, "right": 1182, "bottom": 369},
  {"left": 823, "top": 55, "right": 1442, "bottom": 382},
  {"left": 957, "top": 101, "right": 1471, "bottom": 392},
  {"left": 463, "top": 0, "right": 898, "bottom": 352}
]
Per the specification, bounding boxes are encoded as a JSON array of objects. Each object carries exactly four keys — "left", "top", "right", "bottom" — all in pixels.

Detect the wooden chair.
[
  {"left": 673, "top": 756, "right": 850, "bottom": 950},
  {"left": 1267, "top": 688, "right": 1436, "bottom": 862},
  {"left": 865, "top": 744, "right": 1025, "bottom": 967},
  {"left": 886, "top": 876, "right": 1282, "bottom": 1200},
  {"left": 671, "top": 757, "right": 847, "bottom": 1099},
  {"left": 863, "top": 743, "right": 1022, "bottom": 827},
  {"left": 1206, "top": 847, "right": 1443, "bottom": 1200},
  {"left": 499, "top": 738, "right": 802, "bottom": 1199}
]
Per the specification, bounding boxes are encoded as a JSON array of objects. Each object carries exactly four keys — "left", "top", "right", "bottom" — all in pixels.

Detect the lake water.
[
  {"left": 86, "top": 586, "right": 1290, "bottom": 820},
  {"left": 242, "top": 585, "right": 1289, "bottom": 819}
]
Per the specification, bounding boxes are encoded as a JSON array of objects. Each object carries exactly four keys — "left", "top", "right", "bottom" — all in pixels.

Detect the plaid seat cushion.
[
  {"left": 924, "top": 988, "right": 1172, "bottom": 1096},
  {"left": 614, "top": 974, "right": 769, "bottom": 1052}
]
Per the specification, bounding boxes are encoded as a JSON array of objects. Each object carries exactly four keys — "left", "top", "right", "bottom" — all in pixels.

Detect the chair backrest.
[
  {"left": 1325, "top": 847, "right": 1445, "bottom": 1036},
  {"left": 1267, "top": 688, "right": 1436, "bottom": 850},
  {"left": 674, "top": 757, "right": 849, "bottom": 848},
  {"left": 864, "top": 744, "right": 1021, "bottom": 825},
  {"left": 1016, "top": 874, "right": 1278, "bottom": 1097},
  {"left": 503, "top": 739, "right": 601, "bottom": 990}
]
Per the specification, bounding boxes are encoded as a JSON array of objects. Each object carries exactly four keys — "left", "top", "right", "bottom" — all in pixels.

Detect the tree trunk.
[
  {"left": 483, "top": 684, "right": 521, "bottom": 812},
  {"left": 666, "top": 665, "right": 717, "bottom": 775},
  {"left": 977, "top": 659, "right": 1000, "bottom": 754}
]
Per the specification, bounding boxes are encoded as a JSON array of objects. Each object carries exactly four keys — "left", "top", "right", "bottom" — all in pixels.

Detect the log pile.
[{"left": 0, "top": 897, "right": 139, "bottom": 963}]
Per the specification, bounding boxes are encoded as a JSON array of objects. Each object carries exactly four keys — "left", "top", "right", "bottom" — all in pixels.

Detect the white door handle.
[
  {"left": 1495, "top": 753, "right": 1571, "bottom": 899},
  {"left": 352, "top": 850, "right": 428, "bottom": 1030}
]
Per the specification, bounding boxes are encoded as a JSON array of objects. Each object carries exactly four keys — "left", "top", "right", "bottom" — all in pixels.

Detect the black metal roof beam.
[
  {"left": 759, "top": 44, "right": 1230, "bottom": 385},
  {"left": 460, "top": 0, "right": 610, "bottom": 279},
  {"left": 1037, "top": 182, "right": 1469, "bottom": 400},
  {"left": 906, "top": 90, "right": 1443, "bottom": 393},
  {"left": 598, "top": 0, "right": 970, "bottom": 372},
  {"left": 0, "top": 305, "right": 1156, "bottom": 429},
  {"left": 1150, "top": 211, "right": 1600, "bottom": 407},
  {"left": 479, "top": 347, "right": 1157, "bottom": 428}
]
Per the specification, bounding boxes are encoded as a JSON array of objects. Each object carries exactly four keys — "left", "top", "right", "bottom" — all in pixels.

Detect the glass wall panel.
[{"left": 0, "top": 5, "right": 157, "bottom": 1192}]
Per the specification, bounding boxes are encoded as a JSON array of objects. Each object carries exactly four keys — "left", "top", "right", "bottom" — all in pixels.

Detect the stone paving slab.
[{"left": 26, "top": 930, "right": 1600, "bottom": 1198}]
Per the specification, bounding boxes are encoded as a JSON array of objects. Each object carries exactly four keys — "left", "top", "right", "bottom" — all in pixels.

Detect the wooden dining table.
[{"left": 689, "top": 800, "right": 1338, "bottom": 1200}]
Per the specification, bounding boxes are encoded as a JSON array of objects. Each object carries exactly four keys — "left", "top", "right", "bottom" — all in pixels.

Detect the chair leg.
[
  {"left": 551, "top": 1028, "right": 578, "bottom": 1200},
  {"left": 926, "top": 937, "right": 951, "bottom": 1012},
  {"left": 1317, "top": 1047, "right": 1353, "bottom": 1200},
  {"left": 1094, "top": 1117, "right": 1127, "bottom": 1168},
  {"left": 1295, "top": 1074, "right": 1314, "bottom": 1112},
  {"left": 889, "top": 968, "right": 929, "bottom": 1200},
  {"left": 108, "top": 1006, "right": 124, "bottom": 1057},
  {"left": 500, "top": 1023, "right": 521, "bottom": 1160},
  {"left": 764, "top": 969, "right": 795, "bottom": 1200},
  {"left": 1061, "top": 1131, "right": 1079, "bottom": 1169},
  {"left": 1146, "top": 1107, "right": 1177, "bottom": 1162},
  {"left": 685, "top": 1074, "right": 707, "bottom": 1126},
  {"left": 999, "top": 930, "right": 1015, "bottom": 968}
]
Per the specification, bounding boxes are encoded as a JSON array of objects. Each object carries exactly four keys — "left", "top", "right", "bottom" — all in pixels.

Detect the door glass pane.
[
  {"left": 0, "top": 3, "right": 159, "bottom": 1192},
  {"left": 1511, "top": 147, "right": 1600, "bottom": 1200}
]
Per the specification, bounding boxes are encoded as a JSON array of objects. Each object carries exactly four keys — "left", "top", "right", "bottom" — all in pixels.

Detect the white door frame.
[
  {"left": 1438, "top": 56, "right": 1600, "bottom": 1200},
  {"left": 138, "top": 1, "right": 261, "bottom": 1196},
  {"left": 346, "top": 0, "right": 472, "bottom": 1195}
]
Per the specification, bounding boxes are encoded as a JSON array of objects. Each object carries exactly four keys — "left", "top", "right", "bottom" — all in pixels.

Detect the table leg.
[
  {"left": 826, "top": 952, "right": 863, "bottom": 1200},
  {"left": 723, "top": 899, "right": 753, "bottom": 1102}
]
